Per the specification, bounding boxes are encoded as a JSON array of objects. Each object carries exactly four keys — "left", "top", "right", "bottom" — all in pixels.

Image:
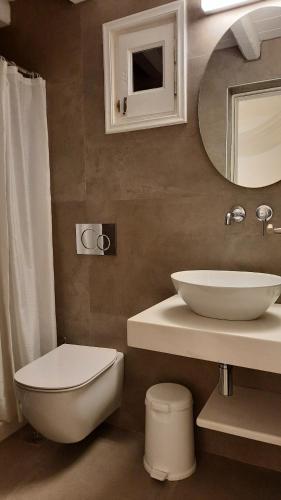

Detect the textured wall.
[{"left": 2, "top": 0, "right": 281, "bottom": 471}]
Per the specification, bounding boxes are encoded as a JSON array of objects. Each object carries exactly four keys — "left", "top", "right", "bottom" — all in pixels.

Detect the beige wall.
[{"left": 2, "top": 0, "right": 281, "bottom": 471}]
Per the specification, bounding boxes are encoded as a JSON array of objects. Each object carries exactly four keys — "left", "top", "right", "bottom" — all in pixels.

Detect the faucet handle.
[
  {"left": 225, "top": 206, "right": 246, "bottom": 225},
  {"left": 231, "top": 206, "right": 246, "bottom": 223}
]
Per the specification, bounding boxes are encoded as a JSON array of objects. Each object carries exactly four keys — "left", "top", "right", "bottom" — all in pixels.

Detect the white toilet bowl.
[{"left": 14, "top": 344, "right": 124, "bottom": 443}]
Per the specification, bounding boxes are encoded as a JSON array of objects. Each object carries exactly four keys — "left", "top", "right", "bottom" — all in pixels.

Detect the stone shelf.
[
  {"left": 127, "top": 295, "right": 281, "bottom": 374},
  {"left": 197, "top": 385, "right": 281, "bottom": 446}
]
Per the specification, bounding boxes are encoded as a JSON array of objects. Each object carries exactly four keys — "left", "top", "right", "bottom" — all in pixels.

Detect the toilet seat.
[{"left": 14, "top": 344, "right": 117, "bottom": 393}]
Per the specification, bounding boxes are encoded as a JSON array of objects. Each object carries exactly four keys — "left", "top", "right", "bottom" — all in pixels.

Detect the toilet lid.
[{"left": 14, "top": 344, "right": 117, "bottom": 391}]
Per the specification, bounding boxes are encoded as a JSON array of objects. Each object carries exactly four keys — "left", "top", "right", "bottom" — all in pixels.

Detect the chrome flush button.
[{"left": 76, "top": 224, "right": 116, "bottom": 255}]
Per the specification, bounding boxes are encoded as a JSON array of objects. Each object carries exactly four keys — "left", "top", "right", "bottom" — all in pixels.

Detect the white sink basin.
[{"left": 171, "top": 270, "right": 281, "bottom": 320}]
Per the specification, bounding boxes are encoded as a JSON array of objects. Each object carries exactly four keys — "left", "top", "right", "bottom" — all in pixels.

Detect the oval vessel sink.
[{"left": 171, "top": 270, "right": 281, "bottom": 320}]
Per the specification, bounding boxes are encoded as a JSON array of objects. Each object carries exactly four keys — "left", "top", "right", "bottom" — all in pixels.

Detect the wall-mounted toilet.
[{"left": 14, "top": 344, "right": 124, "bottom": 443}]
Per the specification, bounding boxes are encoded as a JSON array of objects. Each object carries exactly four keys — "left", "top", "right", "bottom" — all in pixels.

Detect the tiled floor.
[{"left": 0, "top": 424, "right": 281, "bottom": 500}]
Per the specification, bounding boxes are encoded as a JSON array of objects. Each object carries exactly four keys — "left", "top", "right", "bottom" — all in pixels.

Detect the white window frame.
[
  {"left": 226, "top": 80, "right": 281, "bottom": 182},
  {"left": 103, "top": 0, "right": 187, "bottom": 134}
]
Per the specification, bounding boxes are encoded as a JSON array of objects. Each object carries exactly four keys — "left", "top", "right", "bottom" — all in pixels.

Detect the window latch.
[
  {"left": 123, "top": 97, "right": 127, "bottom": 115},
  {"left": 117, "top": 97, "right": 128, "bottom": 115}
]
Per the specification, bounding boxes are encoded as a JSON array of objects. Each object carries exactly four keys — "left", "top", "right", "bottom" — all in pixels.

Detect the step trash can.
[{"left": 144, "top": 383, "right": 196, "bottom": 481}]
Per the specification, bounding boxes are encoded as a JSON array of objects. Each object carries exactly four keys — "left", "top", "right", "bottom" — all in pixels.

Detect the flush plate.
[{"left": 76, "top": 224, "right": 116, "bottom": 255}]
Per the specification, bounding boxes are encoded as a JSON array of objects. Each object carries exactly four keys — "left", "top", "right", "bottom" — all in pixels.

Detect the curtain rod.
[{"left": 0, "top": 55, "right": 40, "bottom": 79}]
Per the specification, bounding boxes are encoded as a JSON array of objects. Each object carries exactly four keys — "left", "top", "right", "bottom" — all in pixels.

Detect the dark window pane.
[{"left": 132, "top": 47, "right": 163, "bottom": 92}]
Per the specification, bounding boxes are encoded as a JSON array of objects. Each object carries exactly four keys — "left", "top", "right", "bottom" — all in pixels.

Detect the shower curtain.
[{"left": 0, "top": 59, "right": 57, "bottom": 422}]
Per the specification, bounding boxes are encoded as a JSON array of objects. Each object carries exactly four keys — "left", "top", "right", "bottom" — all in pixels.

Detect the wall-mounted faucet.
[
  {"left": 225, "top": 206, "right": 246, "bottom": 226},
  {"left": 256, "top": 205, "right": 273, "bottom": 236}
]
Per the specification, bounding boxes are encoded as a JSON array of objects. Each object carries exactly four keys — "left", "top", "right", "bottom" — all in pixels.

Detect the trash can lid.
[{"left": 145, "top": 383, "right": 193, "bottom": 411}]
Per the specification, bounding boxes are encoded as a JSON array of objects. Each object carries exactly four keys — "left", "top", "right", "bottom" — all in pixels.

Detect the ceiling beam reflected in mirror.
[
  {"left": 231, "top": 16, "right": 261, "bottom": 60},
  {"left": 216, "top": 8, "right": 281, "bottom": 57}
]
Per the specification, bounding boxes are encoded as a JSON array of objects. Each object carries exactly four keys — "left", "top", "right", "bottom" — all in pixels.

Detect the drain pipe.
[{"left": 218, "top": 363, "right": 233, "bottom": 396}]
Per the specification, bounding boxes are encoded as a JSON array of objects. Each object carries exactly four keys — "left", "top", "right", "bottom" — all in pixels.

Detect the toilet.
[{"left": 14, "top": 344, "right": 124, "bottom": 443}]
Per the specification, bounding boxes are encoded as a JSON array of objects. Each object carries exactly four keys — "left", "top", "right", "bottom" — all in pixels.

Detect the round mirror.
[{"left": 199, "top": 6, "right": 281, "bottom": 188}]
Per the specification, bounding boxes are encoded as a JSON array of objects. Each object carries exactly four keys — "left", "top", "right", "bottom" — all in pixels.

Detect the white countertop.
[{"left": 127, "top": 295, "right": 281, "bottom": 374}]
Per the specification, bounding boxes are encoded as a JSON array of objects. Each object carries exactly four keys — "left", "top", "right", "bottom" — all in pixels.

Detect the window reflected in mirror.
[{"left": 228, "top": 85, "right": 281, "bottom": 188}]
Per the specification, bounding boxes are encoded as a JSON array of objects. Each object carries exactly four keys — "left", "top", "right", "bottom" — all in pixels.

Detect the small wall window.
[
  {"left": 103, "top": 0, "right": 187, "bottom": 134},
  {"left": 132, "top": 47, "right": 163, "bottom": 92}
]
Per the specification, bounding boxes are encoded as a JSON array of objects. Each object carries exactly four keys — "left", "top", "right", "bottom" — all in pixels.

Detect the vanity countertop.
[{"left": 127, "top": 295, "right": 281, "bottom": 374}]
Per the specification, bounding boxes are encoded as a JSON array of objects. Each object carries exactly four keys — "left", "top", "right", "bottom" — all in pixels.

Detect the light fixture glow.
[{"left": 201, "top": 0, "right": 261, "bottom": 14}]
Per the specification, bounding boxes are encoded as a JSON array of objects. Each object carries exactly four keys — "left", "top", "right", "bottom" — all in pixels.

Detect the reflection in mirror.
[
  {"left": 229, "top": 83, "right": 281, "bottom": 187},
  {"left": 132, "top": 46, "right": 163, "bottom": 92},
  {"left": 199, "top": 7, "right": 281, "bottom": 188}
]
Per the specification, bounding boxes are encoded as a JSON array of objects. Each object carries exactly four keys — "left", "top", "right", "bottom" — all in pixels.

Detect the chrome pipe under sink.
[{"left": 218, "top": 363, "right": 233, "bottom": 397}]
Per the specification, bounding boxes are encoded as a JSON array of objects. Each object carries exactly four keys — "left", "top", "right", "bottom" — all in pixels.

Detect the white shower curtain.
[{"left": 0, "top": 59, "right": 57, "bottom": 422}]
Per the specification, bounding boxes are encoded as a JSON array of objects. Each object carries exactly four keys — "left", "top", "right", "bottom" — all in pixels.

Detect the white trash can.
[{"left": 144, "top": 383, "right": 196, "bottom": 481}]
